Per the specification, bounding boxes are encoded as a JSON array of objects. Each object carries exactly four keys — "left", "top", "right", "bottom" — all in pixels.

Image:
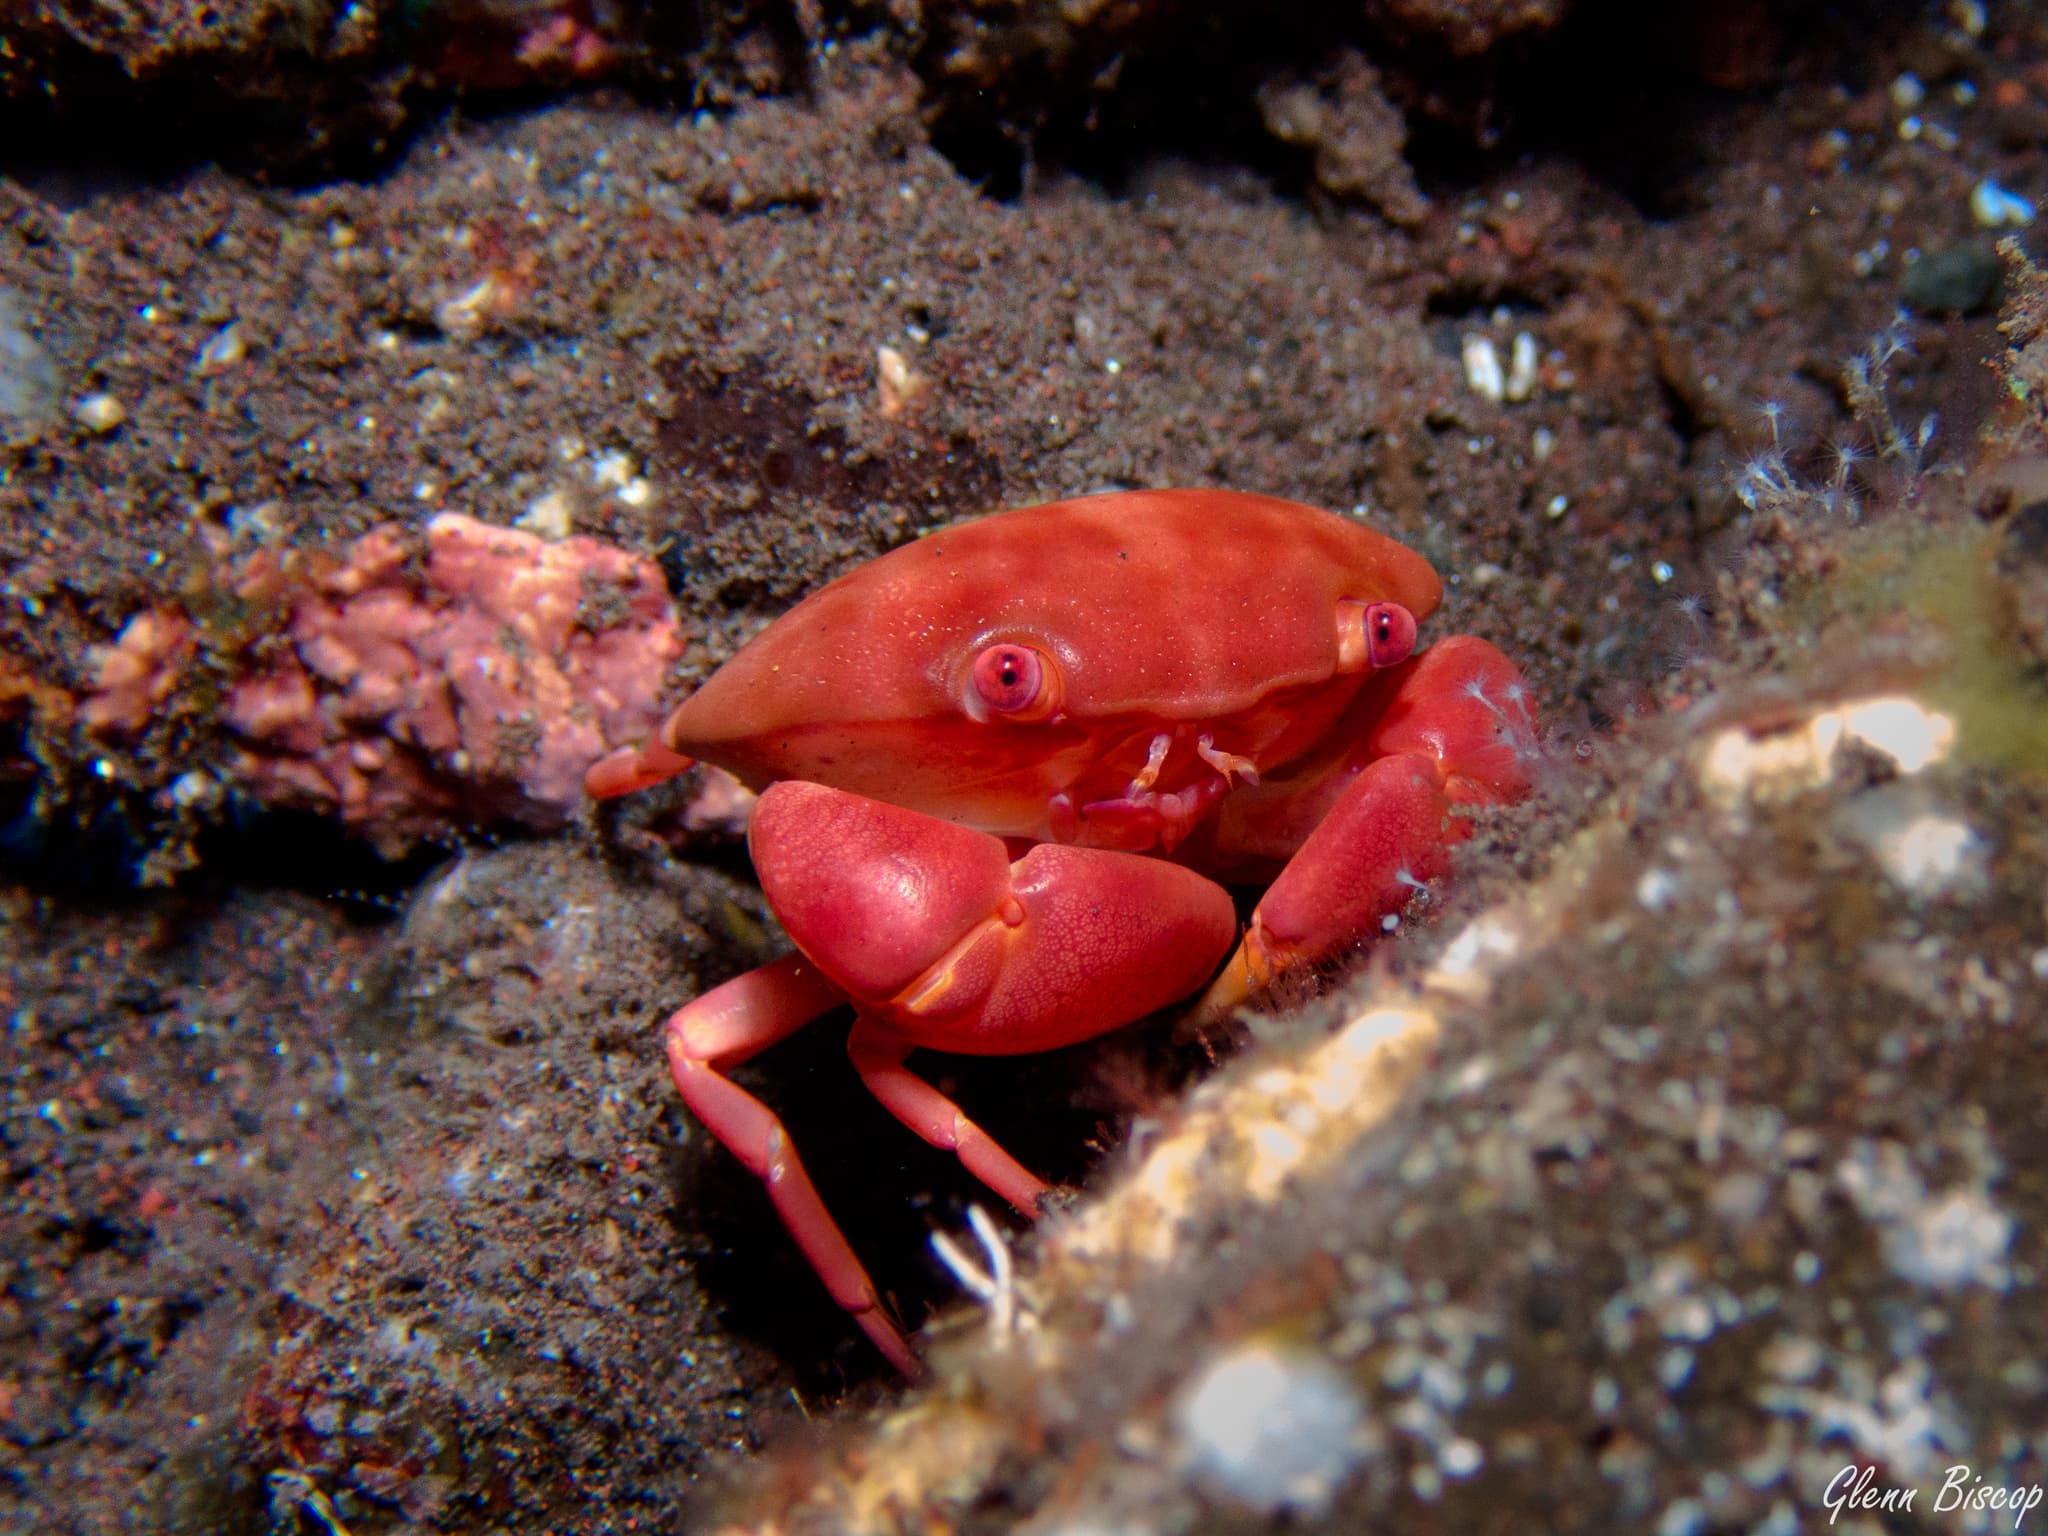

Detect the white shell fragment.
[
  {"left": 193, "top": 322, "right": 247, "bottom": 376},
  {"left": 1505, "top": 331, "right": 1538, "bottom": 402},
  {"left": 1461, "top": 334, "right": 1504, "bottom": 402},
  {"left": 1463, "top": 332, "right": 1538, "bottom": 403}
]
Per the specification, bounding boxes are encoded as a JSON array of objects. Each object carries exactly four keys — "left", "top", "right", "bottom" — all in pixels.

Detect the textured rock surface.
[{"left": 80, "top": 515, "right": 680, "bottom": 854}]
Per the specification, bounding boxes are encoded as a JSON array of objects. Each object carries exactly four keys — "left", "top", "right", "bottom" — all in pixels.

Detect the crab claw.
[
  {"left": 751, "top": 781, "right": 1238, "bottom": 1057},
  {"left": 1195, "top": 636, "right": 1537, "bottom": 1021},
  {"left": 585, "top": 739, "right": 696, "bottom": 799}
]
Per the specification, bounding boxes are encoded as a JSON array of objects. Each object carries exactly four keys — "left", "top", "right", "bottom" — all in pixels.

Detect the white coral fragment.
[
  {"left": 1699, "top": 694, "right": 1955, "bottom": 803},
  {"left": 876, "top": 344, "right": 930, "bottom": 419}
]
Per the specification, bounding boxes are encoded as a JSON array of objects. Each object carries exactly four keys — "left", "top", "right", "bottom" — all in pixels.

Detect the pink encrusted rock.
[
  {"left": 681, "top": 764, "right": 758, "bottom": 838},
  {"left": 236, "top": 513, "right": 681, "bottom": 853},
  {"left": 86, "top": 514, "right": 684, "bottom": 856},
  {"left": 80, "top": 610, "right": 198, "bottom": 740}
]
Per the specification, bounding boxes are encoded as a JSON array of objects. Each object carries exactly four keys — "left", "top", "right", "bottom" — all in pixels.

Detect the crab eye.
[
  {"left": 1362, "top": 602, "right": 1417, "bottom": 669},
  {"left": 971, "top": 643, "right": 1045, "bottom": 714}
]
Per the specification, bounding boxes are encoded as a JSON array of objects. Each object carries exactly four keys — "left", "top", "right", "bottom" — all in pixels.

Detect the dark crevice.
[
  {"left": 0, "top": 768, "right": 454, "bottom": 914},
  {"left": 4, "top": 0, "right": 1919, "bottom": 214},
  {"left": 674, "top": 1005, "right": 1210, "bottom": 1393},
  {"left": 194, "top": 800, "right": 459, "bottom": 914},
  {"left": 917, "top": 2, "right": 1356, "bottom": 203},
  {"left": 1656, "top": 366, "right": 1712, "bottom": 470},
  {"left": 916, "top": 0, "right": 1920, "bottom": 219},
  {"left": 1423, "top": 283, "right": 1565, "bottom": 322},
  {"left": 0, "top": 3, "right": 788, "bottom": 189}
]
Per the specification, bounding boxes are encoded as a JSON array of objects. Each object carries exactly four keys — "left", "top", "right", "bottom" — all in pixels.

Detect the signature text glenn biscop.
[{"left": 1826, "top": 1464, "right": 2045, "bottom": 1528}]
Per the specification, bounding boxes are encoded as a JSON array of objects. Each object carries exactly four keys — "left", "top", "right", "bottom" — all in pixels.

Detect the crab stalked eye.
[
  {"left": 1362, "top": 601, "right": 1417, "bottom": 669},
  {"left": 971, "top": 643, "right": 1045, "bottom": 714}
]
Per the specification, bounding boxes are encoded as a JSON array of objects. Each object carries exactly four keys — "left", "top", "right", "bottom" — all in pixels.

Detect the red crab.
[{"left": 588, "top": 489, "right": 1537, "bottom": 1375}]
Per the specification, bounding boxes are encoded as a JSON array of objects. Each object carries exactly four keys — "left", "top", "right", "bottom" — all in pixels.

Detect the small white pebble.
[
  {"left": 169, "top": 771, "right": 217, "bottom": 810},
  {"left": 1440, "top": 1438, "right": 1484, "bottom": 1477},
  {"left": 1174, "top": 1344, "right": 1368, "bottom": 1515},
  {"left": 517, "top": 488, "right": 576, "bottom": 540},
  {"left": 590, "top": 449, "right": 636, "bottom": 490},
  {"left": 1636, "top": 867, "right": 1680, "bottom": 911},
  {"left": 1878, "top": 813, "right": 1980, "bottom": 894},
  {"left": 1761, "top": 1333, "right": 1823, "bottom": 1384},
  {"left": 1837, "top": 790, "right": 1984, "bottom": 900},
  {"left": 72, "top": 393, "right": 126, "bottom": 434},
  {"left": 1663, "top": 1297, "right": 1716, "bottom": 1342},
  {"left": 1972, "top": 178, "right": 2036, "bottom": 228},
  {"left": 193, "top": 322, "right": 246, "bottom": 376},
  {"left": 1658, "top": 1347, "right": 1697, "bottom": 1389},
  {"left": 436, "top": 275, "right": 503, "bottom": 337},
  {"left": 1884, "top": 1188, "right": 2014, "bottom": 1290}
]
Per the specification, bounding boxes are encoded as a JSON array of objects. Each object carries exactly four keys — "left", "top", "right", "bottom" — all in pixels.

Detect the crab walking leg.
[
  {"left": 661, "top": 953, "right": 927, "bottom": 1378},
  {"left": 847, "top": 1022, "right": 1050, "bottom": 1217},
  {"left": 1196, "top": 636, "right": 1539, "bottom": 1022}
]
